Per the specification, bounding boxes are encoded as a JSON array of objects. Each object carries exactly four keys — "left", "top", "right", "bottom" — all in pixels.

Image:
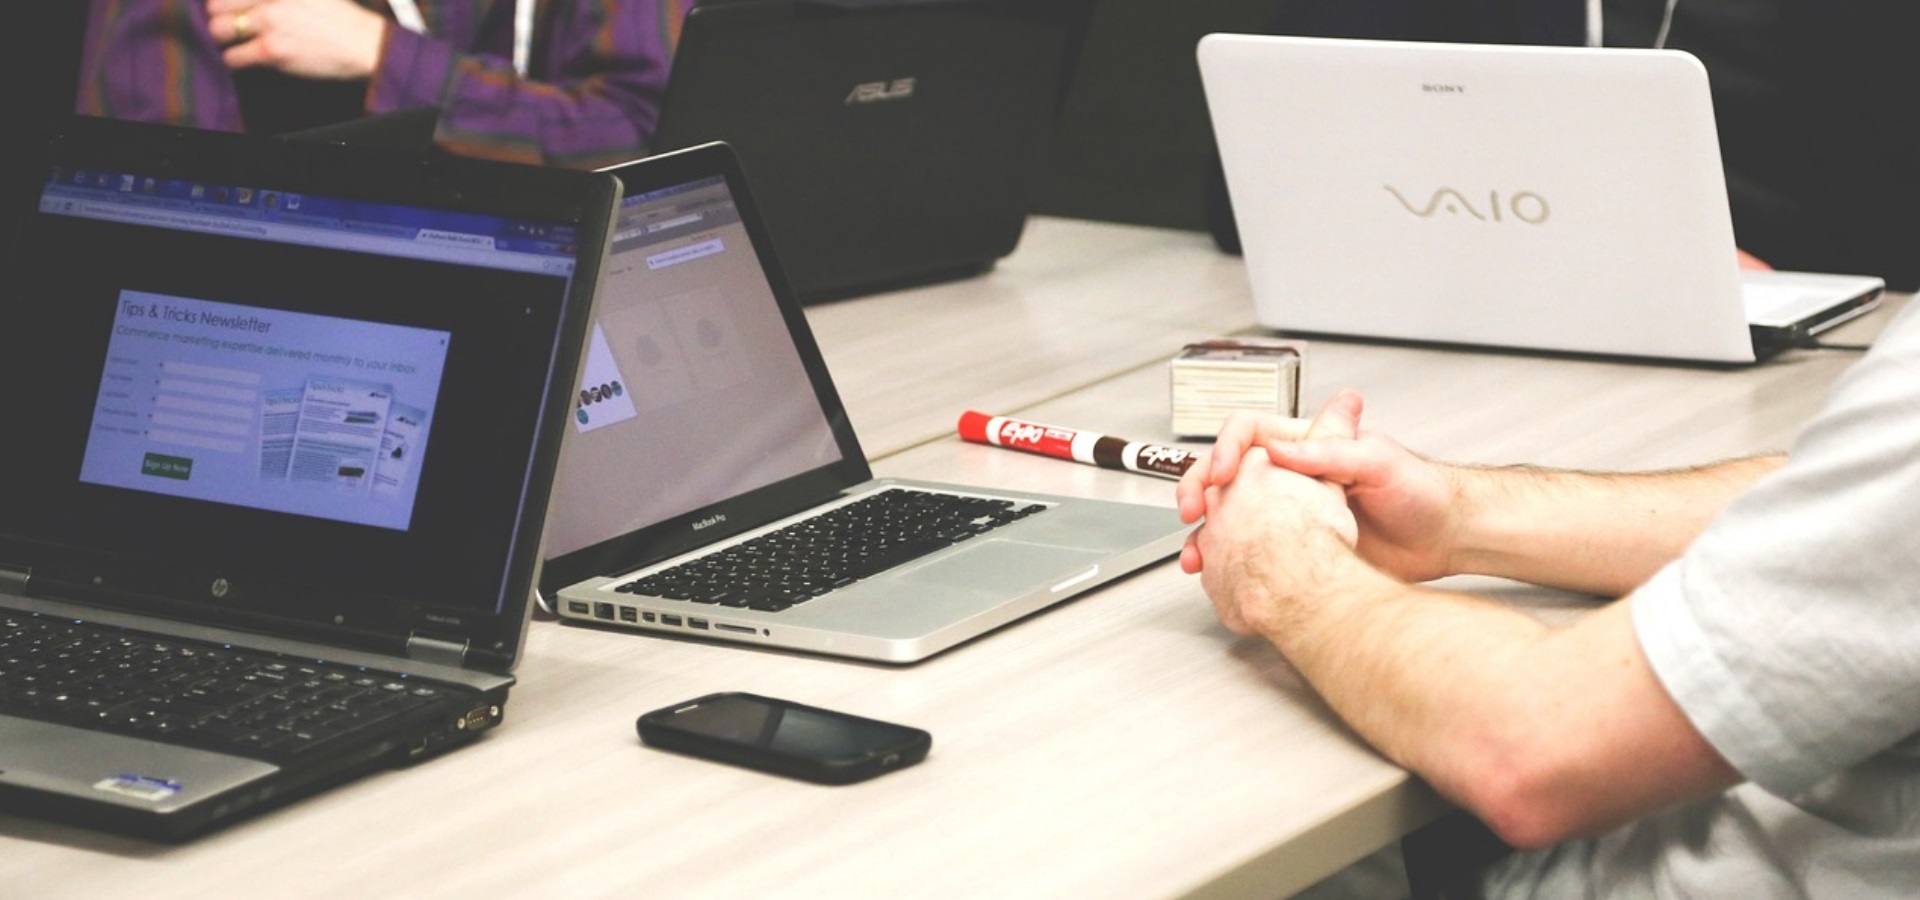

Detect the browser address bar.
[
  {"left": 71, "top": 201, "right": 272, "bottom": 238},
  {"left": 53, "top": 199, "right": 567, "bottom": 274},
  {"left": 613, "top": 212, "right": 705, "bottom": 243}
]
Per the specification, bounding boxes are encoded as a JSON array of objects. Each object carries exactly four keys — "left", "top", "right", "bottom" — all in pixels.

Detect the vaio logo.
[{"left": 1384, "top": 186, "right": 1550, "bottom": 224}]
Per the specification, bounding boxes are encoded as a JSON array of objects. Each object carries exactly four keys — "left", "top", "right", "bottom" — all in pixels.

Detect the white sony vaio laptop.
[
  {"left": 538, "top": 142, "right": 1189, "bottom": 664},
  {"left": 1198, "top": 34, "right": 1885, "bottom": 364}
]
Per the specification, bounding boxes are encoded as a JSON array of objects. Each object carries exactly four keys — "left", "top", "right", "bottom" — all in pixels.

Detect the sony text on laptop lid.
[
  {"left": 0, "top": 115, "right": 615, "bottom": 839},
  {"left": 1198, "top": 34, "right": 1882, "bottom": 365},
  {"left": 648, "top": 0, "right": 1094, "bottom": 302},
  {"left": 539, "top": 142, "right": 1188, "bottom": 664}
]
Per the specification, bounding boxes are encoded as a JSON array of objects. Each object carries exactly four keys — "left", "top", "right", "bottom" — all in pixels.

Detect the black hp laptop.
[
  {"left": 650, "top": 0, "right": 1094, "bottom": 302},
  {"left": 541, "top": 142, "right": 1189, "bottom": 663},
  {"left": 0, "top": 116, "right": 616, "bottom": 840}
]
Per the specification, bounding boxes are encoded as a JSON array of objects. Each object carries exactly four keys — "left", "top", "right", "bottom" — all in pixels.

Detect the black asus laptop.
[
  {"left": 649, "top": 0, "right": 1094, "bottom": 302},
  {"left": 0, "top": 116, "right": 617, "bottom": 840},
  {"left": 540, "top": 142, "right": 1189, "bottom": 663}
]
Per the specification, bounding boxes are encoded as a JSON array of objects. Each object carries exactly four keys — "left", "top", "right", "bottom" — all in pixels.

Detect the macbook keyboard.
[
  {"left": 0, "top": 611, "right": 470, "bottom": 761},
  {"left": 614, "top": 488, "right": 1048, "bottom": 612}
]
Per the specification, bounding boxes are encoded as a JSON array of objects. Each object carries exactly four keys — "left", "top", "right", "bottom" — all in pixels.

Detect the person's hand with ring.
[{"left": 205, "top": 0, "right": 387, "bottom": 80}]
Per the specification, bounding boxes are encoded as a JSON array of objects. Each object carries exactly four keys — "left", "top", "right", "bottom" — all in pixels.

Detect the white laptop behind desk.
[{"left": 1198, "top": 35, "right": 1884, "bottom": 364}]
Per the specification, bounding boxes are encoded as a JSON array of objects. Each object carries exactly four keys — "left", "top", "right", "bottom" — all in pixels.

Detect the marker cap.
[{"left": 957, "top": 410, "right": 992, "bottom": 443}]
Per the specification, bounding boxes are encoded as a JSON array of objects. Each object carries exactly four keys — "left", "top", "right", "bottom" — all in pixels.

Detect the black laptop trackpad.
[{"left": 900, "top": 540, "right": 1106, "bottom": 593}]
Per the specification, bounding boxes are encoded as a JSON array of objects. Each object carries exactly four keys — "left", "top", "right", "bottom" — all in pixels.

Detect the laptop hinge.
[
  {"left": 406, "top": 632, "right": 470, "bottom": 668},
  {"left": 0, "top": 563, "right": 28, "bottom": 594}
]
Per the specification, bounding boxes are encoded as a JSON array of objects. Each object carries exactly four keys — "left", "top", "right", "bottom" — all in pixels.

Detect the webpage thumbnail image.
[{"left": 81, "top": 291, "right": 451, "bottom": 531}]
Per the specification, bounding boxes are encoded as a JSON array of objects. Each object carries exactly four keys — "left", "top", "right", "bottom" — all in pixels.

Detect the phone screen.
[
  {"left": 667, "top": 694, "right": 909, "bottom": 759},
  {"left": 639, "top": 692, "right": 931, "bottom": 783}
]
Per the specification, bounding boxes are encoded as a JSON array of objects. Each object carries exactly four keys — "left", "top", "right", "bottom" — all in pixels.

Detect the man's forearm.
[
  {"left": 1261, "top": 538, "right": 1740, "bottom": 849},
  {"left": 1443, "top": 454, "right": 1783, "bottom": 595}
]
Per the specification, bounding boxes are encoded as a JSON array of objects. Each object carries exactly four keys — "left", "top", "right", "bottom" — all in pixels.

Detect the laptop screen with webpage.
[
  {"left": 539, "top": 144, "right": 1190, "bottom": 664},
  {"left": 2, "top": 124, "right": 607, "bottom": 662},
  {"left": 541, "top": 160, "right": 865, "bottom": 592}
]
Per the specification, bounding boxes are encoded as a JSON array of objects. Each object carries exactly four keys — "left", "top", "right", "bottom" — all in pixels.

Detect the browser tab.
[{"left": 415, "top": 229, "right": 497, "bottom": 251}]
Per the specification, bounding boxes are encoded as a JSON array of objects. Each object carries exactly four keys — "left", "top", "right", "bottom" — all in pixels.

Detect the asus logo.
[
  {"left": 1422, "top": 83, "right": 1466, "bottom": 94},
  {"left": 691, "top": 514, "right": 727, "bottom": 532},
  {"left": 846, "top": 78, "right": 916, "bottom": 105},
  {"left": 1384, "top": 186, "right": 1551, "bottom": 224}
]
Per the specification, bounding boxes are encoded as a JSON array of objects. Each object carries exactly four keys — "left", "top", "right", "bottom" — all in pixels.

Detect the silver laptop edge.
[{"left": 556, "top": 480, "right": 1188, "bottom": 663}]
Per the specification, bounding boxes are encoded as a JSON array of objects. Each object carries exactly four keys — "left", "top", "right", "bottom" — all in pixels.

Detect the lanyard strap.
[
  {"left": 512, "top": 0, "right": 533, "bottom": 78},
  {"left": 386, "top": 0, "right": 428, "bottom": 33},
  {"left": 384, "top": 0, "right": 532, "bottom": 76},
  {"left": 1587, "top": 0, "right": 1681, "bottom": 49}
]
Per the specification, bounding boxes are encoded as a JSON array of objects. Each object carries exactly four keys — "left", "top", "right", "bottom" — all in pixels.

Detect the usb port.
[
  {"left": 566, "top": 601, "right": 590, "bottom": 615},
  {"left": 661, "top": 614, "right": 683, "bottom": 627},
  {"left": 688, "top": 617, "right": 710, "bottom": 630},
  {"left": 618, "top": 606, "right": 638, "bottom": 623}
]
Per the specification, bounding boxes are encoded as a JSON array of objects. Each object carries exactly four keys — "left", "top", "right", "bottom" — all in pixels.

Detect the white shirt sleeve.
[{"left": 1632, "top": 301, "right": 1920, "bottom": 797}]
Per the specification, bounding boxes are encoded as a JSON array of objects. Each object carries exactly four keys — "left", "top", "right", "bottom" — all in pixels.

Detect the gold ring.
[{"left": 234, "top": 11, "right": 253, "bottom": 41}]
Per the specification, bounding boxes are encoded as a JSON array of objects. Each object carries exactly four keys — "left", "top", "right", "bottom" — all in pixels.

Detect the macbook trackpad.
[{"left": 902, "top": 540, "right": 1107, "bottom": 593}]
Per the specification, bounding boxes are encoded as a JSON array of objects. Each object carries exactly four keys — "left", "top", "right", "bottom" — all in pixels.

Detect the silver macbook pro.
[
  {"left": 1198, "top": 34, "right": 1883, "bottom": 364},
  {"left": 540, "top": 142, "right": 1188, "bottom": 664}
]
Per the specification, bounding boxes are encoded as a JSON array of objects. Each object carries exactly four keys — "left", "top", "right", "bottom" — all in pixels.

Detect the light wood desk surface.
[
  {"left": 859, "top": 292, "right": 1906, "bottom": 899},
  {"left": 2, "top": 213, "right": 1900, "bottom": 899},
  {"left": 803, "top": 216, "right": 1258, "bottom": 459}
]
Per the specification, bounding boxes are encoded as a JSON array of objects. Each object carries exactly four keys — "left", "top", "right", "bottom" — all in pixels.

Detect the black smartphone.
[{"left": 636, "top": 692, "right": 931, "bottom": 785}]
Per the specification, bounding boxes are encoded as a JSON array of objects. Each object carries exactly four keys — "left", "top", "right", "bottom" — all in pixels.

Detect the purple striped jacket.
[{"left": 76, "top": 0, "right": 690, "bottom": 168}]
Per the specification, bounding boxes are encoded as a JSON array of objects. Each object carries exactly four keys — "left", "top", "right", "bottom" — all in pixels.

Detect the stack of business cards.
[{"left": 1168, "top": 338, "right": 1305, "bottom": 438}]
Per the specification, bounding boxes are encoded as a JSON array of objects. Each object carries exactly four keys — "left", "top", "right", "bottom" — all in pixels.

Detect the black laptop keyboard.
[
  {"left": 614, "top": 488, "right": 1049, "bottom": 612},
  {"left": 0, "top": 612, "right": 469, "bottom": 760}
]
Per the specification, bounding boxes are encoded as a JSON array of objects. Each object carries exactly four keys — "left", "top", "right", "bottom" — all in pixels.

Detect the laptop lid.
[
  {"left": 540, "top": 141, "right": 869, "bottom": 597},
  {"left": 283, "top": 107, "right": 443, "bottom": 154},
  {"left": 1, "top": 116, "right": 616, "bottom": 673},
  {"left": 1199, "top": 34, "right": 1877, "bottom": 364},
  {"left": 649, "top": 0, "right": 1093, "bottom": 302},
  {"left": 540, "top": 141, "right": 1188, "bottom": 662}
]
